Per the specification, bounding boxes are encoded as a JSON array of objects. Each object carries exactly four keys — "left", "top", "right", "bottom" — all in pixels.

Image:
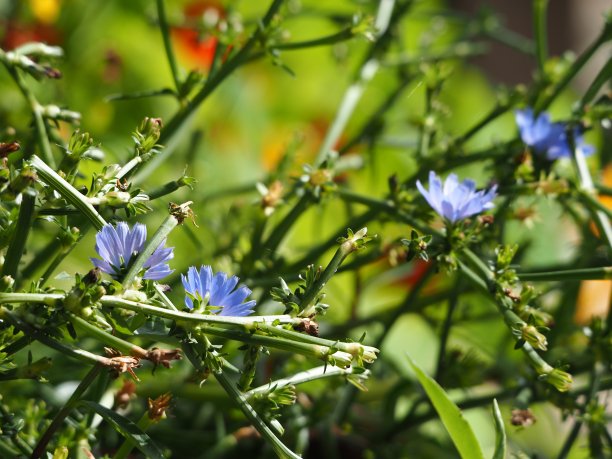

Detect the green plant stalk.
[
  {"left": 113, "top": 410, "right": 156, "bottom": 459},
  {"left": 0, "top": 292, "right": 297, "bottom": 327},
  {"left": 339, "top": 79, "right": 412, "bottom": 154},
  {"left": 299, "top": 234, "right": 364, "bottom": 316},
  {"left": 578, "top": 58, "right": 612, "bottom": 109},
  {"left": 254, "top": 323, "right": 378, "bottom": 361},
  {"left": 281, "top": 209, "right": 377, "bottom": 275},
  {"left": 536, "top": 19, "right": 611, "bottom": 111},
  {"left": 533, "top": 0, "right": 549, "bottom": 74},
  {"left": 568, "top": 131, "right": 612, "bottom": 250},
  {"left": 69, "top": 314, "right": 148, "bottom": 358},
  {"left": 246, "top": 365, "right": 369, "bottom": 399},
  {"left": 578, "top": 190, "right": 612, "bottom": 220},
  {"left": 434, "top": 279, "right": 461, "bottom": 380},
  {"left": 518, "top": 266, "right": 612, "bottom": 281},
  {"left": 214, "top": 370, "right": 301, "bottom": 459},
  {"left": 382, "top": 42, "right": 489, "bottom": 67},
  {"left": 458, "top": 250, "right": 567, "bottom": 386},
  {"left": 314, "top": 0, "right": 400, "bottom": 165},
  {"left": 31, "top": 364, "right": 102, "bottom": 459},
  {"left": 485, "top": 23, "right": 535, "bottom": 54},
  {"left": 335, "top": 188, "right": 442, "bottom": 237},
  {"left": 251, "top": 25, "right": 357, "bottom": 55},
  {"left": 200, "top": 324, "right": 353, "bottom": 366},
  {"left": 456, "top": 103, "right": 510, "bottom": 145},
  {"left": 261, "top": 192, "right": 313, "bottom": 255},
  {"left": 148, "top": 178, "right": 189, "bottom": 200},
  {"left": 30, "top": 155, "right": 107, "bottom": 230},
  {"left": 2, "top": 190, "right": 36, "bottom": 279},
  {"left": 122, "top": 214, "right": 178, "bottom": 289},
  {"left": 155, "top": 0, "right": 181, "bottom": 93}
]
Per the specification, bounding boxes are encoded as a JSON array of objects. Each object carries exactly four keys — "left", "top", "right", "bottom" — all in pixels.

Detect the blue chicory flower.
[
  {"left": 416, "top": 171, "right": 497, "bottom": 223},
  {"left": 181, "top": 265, "right": 255, "bottom": 316},
  {"left": 515, "top": 108, "right": 594, "bottom": 160},
  {"left": 91, "top": 222, "right": 174, "bottom": 280}
]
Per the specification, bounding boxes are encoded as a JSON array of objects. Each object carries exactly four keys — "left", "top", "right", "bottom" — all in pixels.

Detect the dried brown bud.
[
  {"left": 510, "top": 408, "right": 536, "bottom": 427},
  {"left": 148, "top": 393, "right": 172, "bottom": 422},
  {"left": 104, "top": 348, "right": 141, "bottom": 381},
  {"left": 145, "top": 347, "right": 182, "bottom": 370},
  {"left": 294, "top": 318, "right": 319, "bottom": 336},
  {"left": 0, "top": 141, "right": 20, "bottom": 156},
  {"left": 114, "top": 379, "right": 137, "bottom": 409}
]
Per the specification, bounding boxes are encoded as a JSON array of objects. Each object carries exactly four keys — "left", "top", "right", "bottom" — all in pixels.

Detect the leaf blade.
[
  {"left": 79, "top": 400, "right": 166, "bottom": 459},
  {"left": 407, "top": 355, "right": 484, "bottom": 459}
]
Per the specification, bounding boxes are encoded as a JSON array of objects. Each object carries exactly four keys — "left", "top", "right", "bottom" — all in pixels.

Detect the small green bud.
[
  {"left": 521, "top": 324, "right": 548, "bottom": 351},
  {"left": 541, "top": 367, "right": 573, "bottom": 392},
  {"left": 102, "top": 191, "right": 131, "bottom": 207},
  {"left": 0, "top": 275, "right": 15, "bottom": 292}
]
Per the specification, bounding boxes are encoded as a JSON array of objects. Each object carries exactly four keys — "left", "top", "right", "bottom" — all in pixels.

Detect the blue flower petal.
[
  {"left": 182, "top": 265, "right": 254, "bottom": 316},
  {"left": 92, "top": 222, "right": 173, "bottom": 281},
  {"left": 418, "top": 171, "right": 497, "bottom": 223}
]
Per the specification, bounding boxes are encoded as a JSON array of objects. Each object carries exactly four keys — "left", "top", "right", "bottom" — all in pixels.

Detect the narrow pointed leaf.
[
  {"left": 407, "top": 355, "right": 484, "bottom": 459},
  {"left": 491, "top": 399, "right": 507, "bottom": 459},
  {"left": 79, "top": 400, "right": 165, "bottom": 459}
]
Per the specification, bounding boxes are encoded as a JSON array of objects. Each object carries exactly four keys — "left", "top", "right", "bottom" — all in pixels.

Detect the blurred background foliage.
[{"left": 0, "top": 0, "right": 610, "bottom": 458}]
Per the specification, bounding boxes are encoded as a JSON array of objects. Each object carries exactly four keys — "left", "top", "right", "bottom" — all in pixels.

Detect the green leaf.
[
  {"left": 407, "top": 355, "right": 485, "bottom": 459},
  {"left": 491, "top": 399, "right": 507, "bottom": 459},
  {"left": 78, "top": 400, "right": 166, "bottom": 459}
]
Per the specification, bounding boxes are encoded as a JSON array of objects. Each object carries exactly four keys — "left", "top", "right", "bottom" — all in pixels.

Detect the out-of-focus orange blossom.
[
  {"left": 171, "top": 1, "right": 224, "bottom": 71},
  {"left": 574, "top": 163, "right": 612, "bottom": 325}
]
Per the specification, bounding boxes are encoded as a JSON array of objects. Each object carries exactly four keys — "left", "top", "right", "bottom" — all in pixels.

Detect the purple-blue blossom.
[
  {"left": 182, "top": 265, "right": 255, "bottom": 316},
  {"left": 91, "top": 222, "right": 174, "bottom": 281},
  {"left": 515, "top": 108, "right": 594, "bottom": 160},
  {"left": 416, "top": 171, "right": 497, "bottom": 223}
]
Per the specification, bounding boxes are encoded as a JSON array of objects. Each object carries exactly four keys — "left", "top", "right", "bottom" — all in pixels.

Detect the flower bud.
[
  {"left": 521, "top": 324, "right": 548, "bottom": 351},
  {"left": 541, "top": 368, "right": 573, "bottom": 392}
]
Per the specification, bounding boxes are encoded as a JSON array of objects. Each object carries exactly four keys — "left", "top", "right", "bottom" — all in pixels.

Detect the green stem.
[
  {"left": 30, "top": 155, "right": 107, "bottom": 230},
  {"left": 533, "top": 0, "right": 549, "bottom": 74},
  {"left": 254, "top": 323, "right": 377, "bottom": 361},
  {"left": 214, "top": 371, "right": 301, "bottom": 459},
  {"left": 518, "top": 266, "right": 612, "bottom": 281},
  {"left": 156, "top": 0, "right": 181, "bottom": 93},
  {"left": 201, "top": 325, "right": 353, "bottom": 366},
  {"left": 0, "top": 291, "right": 296, "bottom": 327},
  {"left": 122, "top": 214, "right": 178, "bottom": 289},
  {"left": 31, "top": 365, "right": 102, "bottom": 458},
  {"left": 256, "top": 25, "right": 356, "bottom": 53},
  {"left": 434, "top": 279, "right": 461, "bottom": 380},
  {"left": 314, "top": 0, "right": 401, "bottom": 165},
  {"left": 113, "top": 410, "right": 155, "bottom": 459},
  {"left": 69, "top": 314, "right": 148, "bottom": 358},
  {"left": 246, "top": 365, "right": 369, "bottom": 399},
  {"left": 567, "top": 130, "right": 612, "bottom": 251},
  {"left": 299, "top": 232, "right": 365, "bottom": 316},
  {"left": 536, "top": 19, "right": 611, "bottom": 111},
  {"left": 2, "top": 190, "right": 36, "bottom": 279},
  {"left": 261, "top": 192, "right": 313, "bottom": 255},
  {"left": 578, "top": 58, "right": 612, "bottom": 109},
  {"left": 455, "top": 103, "right": 511, "bottom": 145}
]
